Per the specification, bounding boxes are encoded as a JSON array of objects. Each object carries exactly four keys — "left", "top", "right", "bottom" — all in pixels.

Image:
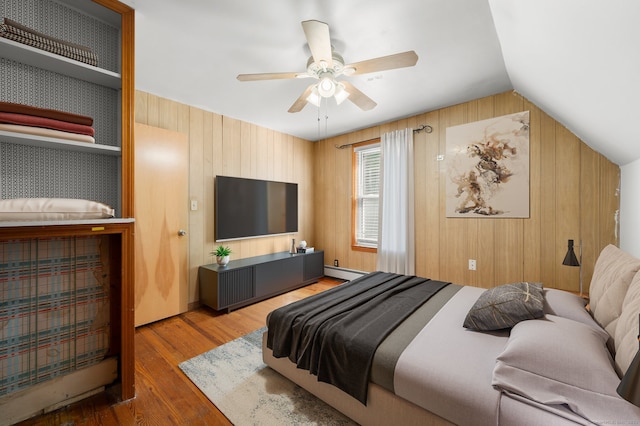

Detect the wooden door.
[{"left": 134, "top": 124, "right": 189, "bottom": 326}]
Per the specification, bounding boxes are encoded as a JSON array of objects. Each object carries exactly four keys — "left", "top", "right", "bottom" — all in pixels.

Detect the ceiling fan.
[{"left": 236, "top": 20, "right": 419, "bottom": 113}]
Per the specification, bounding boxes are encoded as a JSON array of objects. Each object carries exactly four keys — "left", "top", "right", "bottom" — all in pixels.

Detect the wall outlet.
[
  {"left": 334, "top": 259, "right": 339, "bottom": 267},
  {"left": 468, "top": 259, "right": 477, "bottom": 271}
]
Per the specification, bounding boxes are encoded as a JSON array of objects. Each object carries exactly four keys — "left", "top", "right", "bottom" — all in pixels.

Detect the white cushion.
[
  {"left": 492, "top": 315, "right": 640, "bottom": 423},
  {"left": 0, "top": 198, "right": 114, "bottom": 220},
  {"left": 589, "top": 244, "right": 640, "bottom": 338},
  {"left": 543, "top": 288, "right": 593, "bottom": 328},
  {"left": 615, "top": 270, "right": 640, "bottom": 377}
]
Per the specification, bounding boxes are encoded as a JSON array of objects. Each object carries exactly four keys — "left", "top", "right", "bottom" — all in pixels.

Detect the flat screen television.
[{"left": 215, "top": 175, "right": 298, "bottom": 241}]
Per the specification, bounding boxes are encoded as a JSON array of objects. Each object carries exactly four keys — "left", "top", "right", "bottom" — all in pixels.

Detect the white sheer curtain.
[{"left": 376, "top": 128, "right": 415, "bottom": 275}]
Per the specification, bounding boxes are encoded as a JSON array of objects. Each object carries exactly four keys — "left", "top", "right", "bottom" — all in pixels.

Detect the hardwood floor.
[{"left": 16, "top": 277, "right": 343, "bottom": 426}]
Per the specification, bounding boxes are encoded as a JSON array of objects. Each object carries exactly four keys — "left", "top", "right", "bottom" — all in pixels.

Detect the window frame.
[{"left": 351, "top": 139, "right": 381, "bottom": 252}]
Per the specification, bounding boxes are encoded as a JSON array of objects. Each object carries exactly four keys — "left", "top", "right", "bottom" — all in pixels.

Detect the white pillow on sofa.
[
  {"left": 589, "top": 245, "right": 640, "bottom": 338},
  {"left": 614, "top": 270, "right": 640, "bottom": 377},
  {"left": 0, "top": 198, "right": 115, "bottom": 220},
  {"left": 492, "top": 315, "right": 640, "bottom": 423},
  {"left": 543, "top": 288, "right": 593, "bottom": 327}
]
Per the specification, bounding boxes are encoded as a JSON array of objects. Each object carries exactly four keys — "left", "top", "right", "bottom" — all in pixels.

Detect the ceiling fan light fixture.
[
  {"left": 334, "top": 83, "right": 349, "bottom": 105},
  {"left": 317, "top": 75, "right": 336, "bottom": 97},
  {"left": 306, "top": 87, "right": 321, "bottom": 107}
]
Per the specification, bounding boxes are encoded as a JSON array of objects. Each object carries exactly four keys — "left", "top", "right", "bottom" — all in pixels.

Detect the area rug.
[{"left": 178, "top": 327, "right": 356, "bottom": 425}]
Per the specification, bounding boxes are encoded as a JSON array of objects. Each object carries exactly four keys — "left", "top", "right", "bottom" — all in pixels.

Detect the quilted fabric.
[
  {"left": 589, "top": 245, "right": 640, "bottom": 338},
  {"left": 492, "top": 315, "right": 640, "bottom": 423},
  {"left": 614, "top": 270, "right": 640, "bottom": 377},
  {"left": 463, "top": 282, "right": 544, "bottom": 331}
]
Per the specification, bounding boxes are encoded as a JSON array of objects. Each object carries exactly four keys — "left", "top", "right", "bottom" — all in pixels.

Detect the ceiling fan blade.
[
  {"left": 346, "top": 51, "right": 418, "bottom": 75},
  {"left": 237, "top": 72, "right": 306, "bottom": 81},
  {"left": 302, "top": 20, "right": 333, "bottom": 69},
  {"left": 288, "top": 84, "right": 315, "bottom": 113},
  {"left": 341, "top": 81, "right": 377, "bottom": 111}
]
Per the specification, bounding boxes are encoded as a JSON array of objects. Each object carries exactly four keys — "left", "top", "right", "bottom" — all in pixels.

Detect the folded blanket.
[
  {"left": 0, "top": 123, "right": 95, "bottom": 144},
  {"left": 0, "top": 112, "right": 94, "bottom": 136},
  {"left": 0, "top": 101, "right": 93, "bottom": 126},
  {"left": 0, "top": 17, "right": 98, "bottom": 66},
  {"left": 268, "top": 271, "right": 450, "bottom": 404}
]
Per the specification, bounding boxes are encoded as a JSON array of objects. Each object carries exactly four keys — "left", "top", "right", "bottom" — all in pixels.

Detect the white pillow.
[
  {"left": 492, "top": 315, "right": 640, "bottom": 423},
  {"left": 543, "top": 288, "right": 594, "bottom": 328},
  {"left": 615, "top": 270, "right": 640, "bottom": 377},
  {"left": 0, "top": 198, "right": 115, "bottom": 220},
  {"left": 589, "top": 245, "right": 640, "bottom": 338}
]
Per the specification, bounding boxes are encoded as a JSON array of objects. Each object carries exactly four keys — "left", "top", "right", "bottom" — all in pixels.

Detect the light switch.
[{"left": 190, "top": 199, "right": 198, "bottom": 211}]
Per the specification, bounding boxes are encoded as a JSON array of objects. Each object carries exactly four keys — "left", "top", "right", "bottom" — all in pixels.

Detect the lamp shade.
[
  {"left": 618, "top": 349, "right": 640, "bottom": 407},
  {"left": 562, "top": 239, "right": 580, "bottom": 267}
]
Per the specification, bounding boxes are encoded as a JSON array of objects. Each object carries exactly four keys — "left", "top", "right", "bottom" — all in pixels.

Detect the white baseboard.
[{"left": 323, "top": 265, "right": 367, "bottom": 281}]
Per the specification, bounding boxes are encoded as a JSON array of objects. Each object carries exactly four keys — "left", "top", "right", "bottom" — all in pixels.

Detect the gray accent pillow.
[{"left": 463, "top": 282, "right": 544, "bottom": 331}]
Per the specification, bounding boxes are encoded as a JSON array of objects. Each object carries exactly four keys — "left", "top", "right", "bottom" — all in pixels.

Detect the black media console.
[{"left": 199, "top": 250, "right": 324, "bottom": 312}]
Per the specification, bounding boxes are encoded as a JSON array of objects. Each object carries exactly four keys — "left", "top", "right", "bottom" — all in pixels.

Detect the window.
[{"left": 353, "top": 141, "right": 380, "bottom": 250}]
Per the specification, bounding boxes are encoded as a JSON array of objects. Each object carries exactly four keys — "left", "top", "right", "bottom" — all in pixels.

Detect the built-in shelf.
[
  {"left": 0, "top": 218, "right": 135, "bottom": 228},
  {"left": 0, "top": 130, "right": 121, "bottom": 155},
  {"left": 0, "top": 38, "right": 121, "bottom": 88}
]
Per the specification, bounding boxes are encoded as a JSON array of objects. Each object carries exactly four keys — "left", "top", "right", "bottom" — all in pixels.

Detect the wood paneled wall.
[
  {"left": 314, "top": 91, "right": 620, "bottom": 292},
  {"left": 135, "top": 91, "right": 315, "bottom": 305}
]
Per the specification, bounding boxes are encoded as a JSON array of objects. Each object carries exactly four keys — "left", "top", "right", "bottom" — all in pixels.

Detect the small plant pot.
[{"left": 216, "top": 255, "right": 229, "bottom": 266}]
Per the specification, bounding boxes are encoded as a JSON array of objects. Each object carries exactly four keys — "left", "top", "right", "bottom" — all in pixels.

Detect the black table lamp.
[
  {"left": 562, "top": 239, "right": 582, "bottom": 295},
  {"left": 617, "top": 313, "right": 640, "bottom": 407}
]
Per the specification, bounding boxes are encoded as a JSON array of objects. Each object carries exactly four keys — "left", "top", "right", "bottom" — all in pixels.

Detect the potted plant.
[{"left": 212, "top": 245, "right": 232, "bottom": 266}]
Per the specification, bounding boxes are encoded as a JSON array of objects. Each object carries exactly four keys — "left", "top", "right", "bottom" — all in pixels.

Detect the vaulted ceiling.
[{"left": 121, "top": 0, "right": 640, "bottom": 166}]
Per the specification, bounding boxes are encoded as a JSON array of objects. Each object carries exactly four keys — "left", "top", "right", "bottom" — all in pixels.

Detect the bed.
[{"left": 262, "top": 244, "right": 640, "bottom": 425}]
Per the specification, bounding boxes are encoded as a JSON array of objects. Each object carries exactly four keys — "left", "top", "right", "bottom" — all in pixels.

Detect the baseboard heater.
[
  {"left": 0, "top": 236, "right": 115, "bottom": 425},
  {"left": 0, "top": 356, "right": 118, "bottom": 426},
  {"left": 323, "top": 265, "right": 366, "bottom": 281}
]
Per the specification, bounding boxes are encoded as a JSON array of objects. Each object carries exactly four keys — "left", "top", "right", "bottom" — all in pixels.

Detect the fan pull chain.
[
  {"left": 316, "top": 97, "right": 330, "bottom": 140},
  {"left": 316, "top": 102, "right": 321, "bottom": 139}
]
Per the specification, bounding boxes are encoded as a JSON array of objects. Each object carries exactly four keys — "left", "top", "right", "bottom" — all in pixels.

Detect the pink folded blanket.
[
  {"left": 0, "top": 123, "right": 95, "bottom": 144},
  {"left": 0, "top": 111, "right": 94, "bottom": 136},
  {"left": 0, "top": 101, "right": 93, "bottom": 126}
]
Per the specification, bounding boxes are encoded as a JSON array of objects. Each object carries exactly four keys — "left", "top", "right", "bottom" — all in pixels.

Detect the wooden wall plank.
[
  {"left": 492, "top": 92, "right": 525, "bottom": 285},
  {"left": 555, "top": 126, "right": 581, "bottom": 291},
  {"left": 475, "top": 96, "right": 496, "bottom": 287},
  {"left": 539, "top": 110, "right": 558, "bottom": 289},
  {"left": 440, "top": 103, "right": 467, "bottom": 284},
  {"left": 580, "top": 144, "right": 600, "bottom": 294},
  {"left": 421, "top": 111, "right": 441, "bottom": 280},
  {"left": 523, "top": 100, "right": 542, "bottom": 283},
  {"left": 414, "top": 114, "right": 428, "bottom": 278},
  {"left": 188, "top": 107, "right": 204, "bottom": 305}
]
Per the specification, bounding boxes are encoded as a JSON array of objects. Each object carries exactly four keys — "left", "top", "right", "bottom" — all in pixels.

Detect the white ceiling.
[{"left": 121, "top": 0, "right": 640, "bottom": 166}]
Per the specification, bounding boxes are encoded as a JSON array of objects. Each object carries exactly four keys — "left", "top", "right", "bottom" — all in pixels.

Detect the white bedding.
[
  {"left": 394, "top": 286, "right": 508, "bottom": 425},
  {"left": 0, "top": 198, "right": 114, "bottom": 221}
]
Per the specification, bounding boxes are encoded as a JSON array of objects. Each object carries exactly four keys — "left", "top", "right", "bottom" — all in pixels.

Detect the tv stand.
[{"left": 199, "top": 250, "right": 324, "bottom": 312}]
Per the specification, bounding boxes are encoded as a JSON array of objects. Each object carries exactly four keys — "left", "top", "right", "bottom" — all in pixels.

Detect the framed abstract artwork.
[{"left": 445, "top": 111, "right": 530, "bottom": 218}]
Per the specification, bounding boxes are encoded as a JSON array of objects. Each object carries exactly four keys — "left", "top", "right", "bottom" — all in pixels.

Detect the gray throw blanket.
[{"left": 267, "top": 271, "right": 449, "bottom": 404}]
